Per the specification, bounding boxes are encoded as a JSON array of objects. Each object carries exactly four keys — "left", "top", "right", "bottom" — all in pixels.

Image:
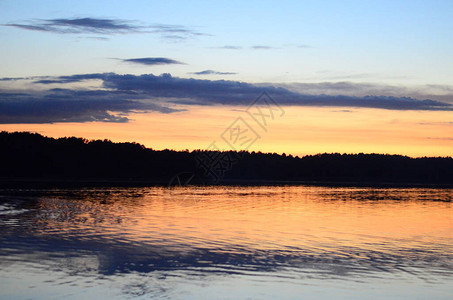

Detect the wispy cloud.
[
  {"left": 33, "top": 73, "right": 111, "bottom": 84},
  {"left": 419, "top": 122, "right": 453, "bottom": 126},
  {"left": 3, "top": 17, "right": 206, "bottom": 40},
  {"left": 275, "top": 82, "right": 453, "bottom": 103},
  {"left": 1, "top": 73, "right": 452, "bottom": 124},
  {"left": 190, "top": 70, "right": 236, "bottom": 75},
  {"left": 331, "top": 109, "right": 354, "bottom": 113},
  {"left": 84, "top": 36, "right": 109, "bottom": 41},
  {"left": 148, "top": 24, "right": 206, "bottom": 38},
  {"left": 213, "top": 45, "right": 242, "bottom": 50},
  {"left": 427, "top": 137, "right": 453, "bottom": 141},
  {"left": 4, "top": 18, "right": 143, "bottom": 34},
  {"left": 120, "top": 57, "right": 185, "bottom": 66},
  {"left": 251, "top": 45, "right": 275, "bottom": 50},
  {"left": 212, "top": 45, "right": 307, "bottom": 50},
  {"left": 0, "top": 77, "right": 30, "bottom": 81}
]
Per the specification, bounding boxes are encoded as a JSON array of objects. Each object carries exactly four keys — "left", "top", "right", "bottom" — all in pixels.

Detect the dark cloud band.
[
  {"left": 0, "top": 88, "right": 182, "bottom": 124},
  {"left": 0, "top": 73, "right": 451, "bottom": 124}
]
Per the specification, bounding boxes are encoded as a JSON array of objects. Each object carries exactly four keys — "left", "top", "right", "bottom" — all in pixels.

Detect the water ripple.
[{"left": 1, "top": 186, "right": 452, "bottom": 299}]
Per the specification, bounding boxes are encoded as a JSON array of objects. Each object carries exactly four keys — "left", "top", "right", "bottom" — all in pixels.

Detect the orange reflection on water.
[{"left": 34, "top": 186, "right": 453, "bottom": 257}]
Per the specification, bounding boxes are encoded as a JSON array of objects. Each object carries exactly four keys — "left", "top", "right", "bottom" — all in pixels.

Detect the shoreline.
[{"left": 1, "top": 178, "right": 453, "bottom": 189}]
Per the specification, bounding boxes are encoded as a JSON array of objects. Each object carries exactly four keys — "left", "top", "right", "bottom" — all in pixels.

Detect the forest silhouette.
[{"left": 1, "top": 131, "right": 453, "bottom": 186}]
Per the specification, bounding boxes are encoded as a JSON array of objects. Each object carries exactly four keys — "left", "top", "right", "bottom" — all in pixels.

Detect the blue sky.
[{"left": 1, "top": 0, "right": 452, "bottom": 85}]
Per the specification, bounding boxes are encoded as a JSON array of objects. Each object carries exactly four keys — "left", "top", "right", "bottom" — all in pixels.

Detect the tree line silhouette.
[{"left": 1, "top": 131, "right": 453, "bottom": 186}]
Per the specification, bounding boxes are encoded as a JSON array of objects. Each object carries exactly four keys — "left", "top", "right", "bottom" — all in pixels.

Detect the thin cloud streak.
[
  {"left": 211, "top": 45, "right": 308, "bottom": 50},
  {"left": 251, "top": 45, "right": 275, "bottom": 50},
  {"left": 275, "top": 82, "right": 453, "bottom": 103},
  {"left": 120, "top": 57, "right": 185, "bottom": 66},
  {"left": 4, "top": 18, "right": 143, "bottom": 34},
  {"left": 213, "top": 45, "right": 243, "bottom": 49},
  {"left": 3, "top": 17, "right": 206, "bottom": 40},
  {"left": 190, "top": 70, "right": 236, "bottom": 75}
]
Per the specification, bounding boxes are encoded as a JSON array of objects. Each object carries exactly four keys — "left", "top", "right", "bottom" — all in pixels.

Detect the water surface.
[{"left": 0, "top": 186, "right": 452, "bottom": 299}]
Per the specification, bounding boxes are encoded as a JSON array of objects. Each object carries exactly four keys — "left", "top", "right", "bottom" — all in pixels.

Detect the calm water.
[{"left": 0, "top": 186, "right": 452, "bottom": 299}]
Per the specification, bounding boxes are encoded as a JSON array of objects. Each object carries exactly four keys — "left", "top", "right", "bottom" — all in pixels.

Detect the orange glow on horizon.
[{"left": 1, "top": 105, "right": 452, "bottom": 157}]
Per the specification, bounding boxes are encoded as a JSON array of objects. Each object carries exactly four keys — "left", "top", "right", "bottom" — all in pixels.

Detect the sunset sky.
[{"left": 1, "top": 0, "right": 453, "bottom": 157}]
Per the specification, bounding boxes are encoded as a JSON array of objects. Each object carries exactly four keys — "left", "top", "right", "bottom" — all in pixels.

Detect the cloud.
[
  {"left": 283, "top": 44, "right": 312, "bottom": 49},
  {"left": 120, "top": 57, "right": 184, "bottom": 66},
  {"left": 33, "top": 73, "right": 110, "bottom": 84},
  {"left": 212, "top": 45, "right": 309, "bottom": 50},
  {"left": 84, "top": 36, "right": 109, "bottom": 41},
  {"left": 427, "top": 137, "right": 453, "bottom": 141},
  {"left": 251, "top": 45, "right": 275, "bottom": 50},
  {"left": 321, "top": 73, "right": 375, "bottom": 80},
  {"left": 419, "top": 122, "right": 453, "bottom": 126},
  {"left": 1, "top": 73, "right": 452, "bottom": 124},
  {"left": 4, "top": 18, "right": 142, "bottom": 34},
  {"left": 97, "top": 73, "right": 453, "bottom": 111},
  {"left": 0, "top": 88, "right": 182, "bottom": 124},
  {"left": 274, "top": 82, "right": 453, "bottom": 103},
  {"left": 190, "top": 70, "right": 236, "bottom": 75},
  {"left": 213, "top": 45, "right": 242, "bottom": 50},
  {"left": 148, "top": 24, "right": 206, "bottom": 37},
  {"left": 0, "top": 77, "right": 29, "bottom": 81},
  {"left": 331, "top": 109, "right": 354, "bottom": 113},
  {"left": 296, "top": 44, "right": 311, "bottom": 48},
  {"left": 31, "top": 73, "right": 452, "bottom": 110},
  {"left": 3, "top": 17, "right": 206, "bottom": 40}
]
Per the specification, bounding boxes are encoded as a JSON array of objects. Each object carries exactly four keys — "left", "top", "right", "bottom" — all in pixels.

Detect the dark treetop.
[{"left": 1, "top": 131, "right": 453, "bottom": 186}]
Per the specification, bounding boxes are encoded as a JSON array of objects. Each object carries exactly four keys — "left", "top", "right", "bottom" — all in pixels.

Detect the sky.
[{"left": 1, "top": 0, "right": 453, "bottom": 157}]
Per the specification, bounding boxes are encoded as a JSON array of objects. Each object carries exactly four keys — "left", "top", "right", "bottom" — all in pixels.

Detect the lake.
[{"left": 0, "top": 186, "right": 452, "bottom": 299}]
